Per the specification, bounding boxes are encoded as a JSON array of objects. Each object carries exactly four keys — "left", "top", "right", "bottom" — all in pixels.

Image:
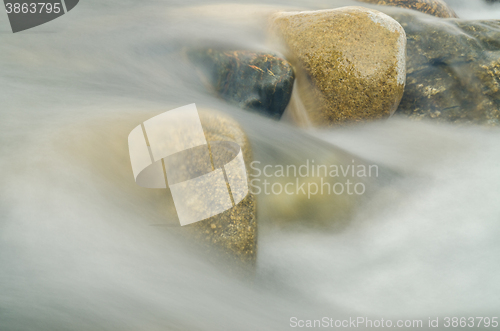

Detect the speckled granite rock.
[
  {"left": 184, "top": 110, "right": 257, "bottom": 273},
  {"left": 386, "top": 10, "right": 500, "bottom": 125},
  {"left": 188, "top": 49, "right": 294, "bottom": 119},
  {"left": 270, "top": 7, "right": 406, "bottom": 126},
  {"left": 357, "top": 0, "right": 457, "bottom": 18}
]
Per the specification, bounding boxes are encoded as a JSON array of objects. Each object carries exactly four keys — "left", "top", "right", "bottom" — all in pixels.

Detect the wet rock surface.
[
  {"left": 184, "top": 110, "right": 257, "bottom": 273},
  {"left": 270, "top": 7, "right": 406, "bottom": 126},
  {"left": 188, "top": 49, "right": 294, "bottom": 119},
  {"left": 358, "top": 0, "right": 458, "bottom": 18},
  {"left": 386, "top": 10, "right": 500, "bottom": 125}
]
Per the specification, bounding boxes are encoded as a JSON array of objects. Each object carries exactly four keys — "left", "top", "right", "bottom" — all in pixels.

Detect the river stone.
[
  {"left": 384, "top": 9, "right": 500, "bottom": 125},
  {"left": 270, "top": 7, "right": 406, "bottom": 126},
  {"left": 357, "top": 0, "right": 458, "bottom": 18},
  {"left": 188, "top": 49, "right": 294, "bottom": 119},
  {"left": 183, "top": 110, "right": 257, "bottom": 274}
]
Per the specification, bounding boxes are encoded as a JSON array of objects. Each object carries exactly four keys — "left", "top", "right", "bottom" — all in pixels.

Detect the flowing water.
[{"left": 1, "top": 0, "right": 499, "bottom": 330}]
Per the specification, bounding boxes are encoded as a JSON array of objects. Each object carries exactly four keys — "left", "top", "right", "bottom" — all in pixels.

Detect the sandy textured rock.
[
  {"left": 357, "top": 0, "right": 457, "bottom": 18},
  {"left": 270, "top": 7, "right": 406, "bottom": 126},
  {"left": 188, "top": 49, "right": 295, "bottom": 119},
  {"left": 384, "top": 10, "right": 500, "bottom": 125},
  {"left": 183, "top": 110, "right": 257, "bottom": 273}
]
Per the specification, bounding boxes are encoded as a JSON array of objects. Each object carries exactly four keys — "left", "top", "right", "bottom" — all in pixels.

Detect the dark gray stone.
[
  {"left": 386, "top": 10, "right": 500, "bottom": 125},
  {"left": 188, "top": 49, "right": 294, "bottom": 119}
]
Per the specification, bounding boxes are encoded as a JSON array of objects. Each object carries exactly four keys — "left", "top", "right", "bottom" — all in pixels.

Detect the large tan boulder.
[{"left": 270, "top": 7, "right": 406, "bottom": 126}]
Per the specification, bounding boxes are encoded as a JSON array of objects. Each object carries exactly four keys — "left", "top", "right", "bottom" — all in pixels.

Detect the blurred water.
[{"left": 0, "top": 0, "right": 499, "bottom": 330}]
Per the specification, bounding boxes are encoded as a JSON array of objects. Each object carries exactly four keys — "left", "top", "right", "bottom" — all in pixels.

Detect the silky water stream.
[{"left": 0, "top": 0, "right": 499, "bottom": 329}]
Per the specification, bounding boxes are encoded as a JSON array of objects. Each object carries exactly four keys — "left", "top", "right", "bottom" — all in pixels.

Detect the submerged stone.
[
  {"left": 357, "top": 0, "right": 458, "bottom": 18},
  {"left": 188, "top": 49, "right": 294, "bottom": 119},
  {"left": 270, "top": 7, "right": 406, "bottom": 126},
  {"left": 184, "top": 110, "right": 257, "bottom": 274},
  {"left": 385, "top": 10, "right": 500, "bottom": 125}
]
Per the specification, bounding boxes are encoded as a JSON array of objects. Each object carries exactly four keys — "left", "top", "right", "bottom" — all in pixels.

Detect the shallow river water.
[{"left": 0, "top": 0, "right": 499, "bottom": 330}]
